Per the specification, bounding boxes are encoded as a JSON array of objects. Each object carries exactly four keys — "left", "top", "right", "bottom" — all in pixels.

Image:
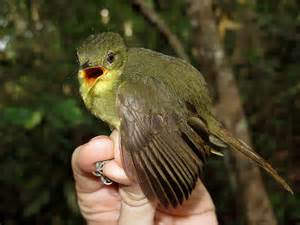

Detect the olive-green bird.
[{"left": 77, "top": 32, "right": 292, "bottom": 208}]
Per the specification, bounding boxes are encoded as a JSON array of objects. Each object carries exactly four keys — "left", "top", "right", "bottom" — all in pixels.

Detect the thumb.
[
  {"left": 118, "top": 184, "right": 156, "bottom": 225},
  {"left": 110, "top": 131, "right": 156, "bottom": 225}
]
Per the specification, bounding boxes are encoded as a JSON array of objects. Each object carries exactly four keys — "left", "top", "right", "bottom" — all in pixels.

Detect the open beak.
[{"left": 79, "top": 66, "right": 108, "bottom": 85}]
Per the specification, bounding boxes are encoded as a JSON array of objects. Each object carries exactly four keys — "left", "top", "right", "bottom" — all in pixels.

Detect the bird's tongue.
[{"left": 83, "top": 66, "right": 106, "bottom": 85}]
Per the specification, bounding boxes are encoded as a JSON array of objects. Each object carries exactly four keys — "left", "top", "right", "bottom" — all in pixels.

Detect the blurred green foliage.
[{"left": 0, "top": 0, "right": 299, "bottom": 224}]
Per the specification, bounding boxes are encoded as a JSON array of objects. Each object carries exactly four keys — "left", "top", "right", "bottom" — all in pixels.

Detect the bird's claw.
[{"left": 92, "top": 160, "right": 113, "bottom": 185}]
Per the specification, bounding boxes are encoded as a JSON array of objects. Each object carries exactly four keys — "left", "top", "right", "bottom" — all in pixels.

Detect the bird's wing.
[{"left": 116, "top": 78, "right": 204, "bottom": 208}]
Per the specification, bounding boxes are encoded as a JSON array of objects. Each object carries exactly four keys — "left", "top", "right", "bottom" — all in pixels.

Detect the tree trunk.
[
  {"left": 132, "top": 0, "right": 189, "bottom": 61},
  {"left": 187, "top": 0, "right": 278, "bottom": 224}
]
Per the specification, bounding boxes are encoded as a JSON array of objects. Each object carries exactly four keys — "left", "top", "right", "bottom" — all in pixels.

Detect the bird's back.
[{"left": 122, "top": 48, "right": 214, "bottom": 120}]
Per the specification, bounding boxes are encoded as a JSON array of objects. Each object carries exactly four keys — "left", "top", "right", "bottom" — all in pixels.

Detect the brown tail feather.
[{"left": 213, "top": 127, "right": 293, "bottom": 194}]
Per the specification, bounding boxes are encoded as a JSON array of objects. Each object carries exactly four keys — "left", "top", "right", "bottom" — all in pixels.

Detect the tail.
[{"left": 211, "top": 125, "right": 293, "bottom": 194}]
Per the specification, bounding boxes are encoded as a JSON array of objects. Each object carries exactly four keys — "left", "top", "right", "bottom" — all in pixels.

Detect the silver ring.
[{"left": 92, "top": 160, "right": 113, "bottom": 185}]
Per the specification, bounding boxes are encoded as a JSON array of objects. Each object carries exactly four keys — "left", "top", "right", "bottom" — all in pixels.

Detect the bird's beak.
[{"left": 79, "top": 66, "right": 109, "bottom": 85}]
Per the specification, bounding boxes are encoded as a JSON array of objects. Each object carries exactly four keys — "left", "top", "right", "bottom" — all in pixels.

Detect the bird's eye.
[{"left": 107, "top": 52, "right": 116, "bottom": 64}]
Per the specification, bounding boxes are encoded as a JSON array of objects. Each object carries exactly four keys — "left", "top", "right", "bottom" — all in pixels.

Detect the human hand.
[{"left": 72, "top": 130, "right": 218, "bottom": 225}]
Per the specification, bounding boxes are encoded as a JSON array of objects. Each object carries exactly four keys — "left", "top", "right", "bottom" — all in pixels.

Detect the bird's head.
[{"left": 77, "top": 32, "right": 127, "bottom": 109}]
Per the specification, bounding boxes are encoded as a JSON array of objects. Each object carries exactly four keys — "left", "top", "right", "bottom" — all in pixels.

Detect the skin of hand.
[{"left": 71, "top": 130, "right": 218, "bottom": 225}]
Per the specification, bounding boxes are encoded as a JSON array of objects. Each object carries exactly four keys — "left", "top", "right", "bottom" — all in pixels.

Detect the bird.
[{"left": 77, "top": 32, "right": 293, "bottom": 208}]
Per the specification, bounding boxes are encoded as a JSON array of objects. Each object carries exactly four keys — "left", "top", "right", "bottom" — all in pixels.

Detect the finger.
[
  {"left": 98, "top": 130, "right": 131, "bottom": 185},
  {"left": 156, "top": 180, "right": 218, "bottom": 225},
  {"left": 77, "top": 136, "right": 114, "bottom": 173},
  {"left": 156, "top": 210, "right": 218, "bottom": 225},
  {"left": 110, "top": 130, "right": 122, "bottom": 167},
  {"left": 161, "top": 180, "right": 215, "bottom": 216},
  {"left": 71, "top": 136, "right": 114, "bottom": 193},
  {"left": 103, "top": 160, "right": 131, "bottom": 185},
  {"left": 118, "top": 185, "right": 156, "bottom": 225},
  {"left": 109, "top": 130, "right": 157, "bottom": 225}
]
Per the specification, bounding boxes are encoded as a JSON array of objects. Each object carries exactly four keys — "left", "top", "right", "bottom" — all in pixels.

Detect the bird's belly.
[{"left": 92, "top": 102, "right": 120, "bottom": 130}]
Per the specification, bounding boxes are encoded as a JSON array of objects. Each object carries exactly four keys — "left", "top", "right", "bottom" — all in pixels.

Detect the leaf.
[
  {"left": 1, "top": 107, "right": 43, "bottom": 129},
  {"left": 24, "top": 110, "right": 43, "bottom": 129}
]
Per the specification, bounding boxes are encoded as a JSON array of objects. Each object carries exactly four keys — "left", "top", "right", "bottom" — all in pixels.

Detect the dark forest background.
[{"left": 0, "top": 0, "right": 299, "bottom": 224}]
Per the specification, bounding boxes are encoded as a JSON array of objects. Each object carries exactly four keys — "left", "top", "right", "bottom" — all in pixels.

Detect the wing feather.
[
  {"left": 117, "top": 79, "right": 203, "bottom": 207},
  {"left": 152, "top": 136, "right": 194, "bottom": 191}
]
